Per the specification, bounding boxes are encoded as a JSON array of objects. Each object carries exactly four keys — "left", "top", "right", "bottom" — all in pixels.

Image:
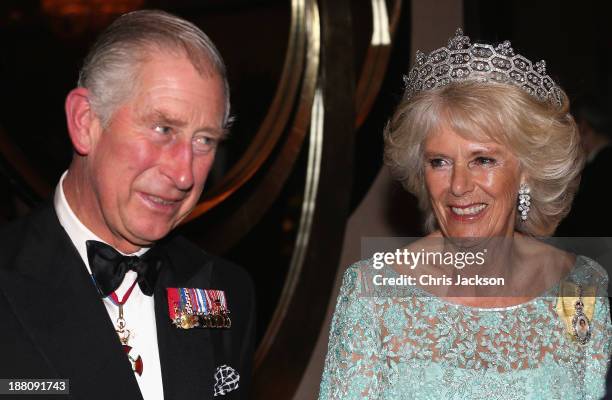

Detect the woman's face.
[{"left": 423, "top": 126, "right": 524, "bottom": 238}]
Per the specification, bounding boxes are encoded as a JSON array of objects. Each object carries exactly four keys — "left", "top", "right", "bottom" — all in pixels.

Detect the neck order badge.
[
  {"left": 167, "top": 288, "right": 232, "bottom": 329},
  {"left": 109, "top": 281, "right": 144, "bottom": 375}
]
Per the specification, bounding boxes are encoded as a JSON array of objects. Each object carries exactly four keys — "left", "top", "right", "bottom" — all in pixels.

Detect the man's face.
[{"left": 84, "top": 52, "right": 225, "bottom": 250}]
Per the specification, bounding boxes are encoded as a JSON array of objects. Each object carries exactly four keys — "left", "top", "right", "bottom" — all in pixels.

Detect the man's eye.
[
  {"left": 193, "top": 136, "right": 217, "bottom": 153},
  {"left": 154, "top": 125, "right": 172, "bottom": 135}
]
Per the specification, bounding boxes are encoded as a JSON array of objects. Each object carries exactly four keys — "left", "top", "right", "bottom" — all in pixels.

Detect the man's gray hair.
[{"left": 78, "top": 9, "right": 231, "bottom": 128}]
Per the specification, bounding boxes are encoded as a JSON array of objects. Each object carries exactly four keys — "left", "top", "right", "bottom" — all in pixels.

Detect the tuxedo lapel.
[
  {"left": 154, "top": 239, "right": 216, "bottom": 398},
  {"left": 0, "top": 206, "right": 142, "bottom": 399}
]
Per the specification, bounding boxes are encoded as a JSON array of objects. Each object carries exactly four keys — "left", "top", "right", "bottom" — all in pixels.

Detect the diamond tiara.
[{"left": 403, "top": 28, "right": 563, "bottom": 107}]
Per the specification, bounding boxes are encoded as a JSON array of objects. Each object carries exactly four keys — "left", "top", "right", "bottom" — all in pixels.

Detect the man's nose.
[
  {"left": 450, "top": 164, "right": 474, "bottom": 196},
  {"left": 163, "top": 140, "right": 194, "bottom": 191}
]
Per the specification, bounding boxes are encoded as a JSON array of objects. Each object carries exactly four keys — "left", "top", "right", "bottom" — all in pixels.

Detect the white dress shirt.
[{"left": 54, "top": 171, "right": 164, "bottom": 400}]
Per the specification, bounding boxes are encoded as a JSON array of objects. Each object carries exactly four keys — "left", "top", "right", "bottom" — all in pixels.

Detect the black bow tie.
[{"left": 86, "top": 240, "right": 164, "bottom": 297}]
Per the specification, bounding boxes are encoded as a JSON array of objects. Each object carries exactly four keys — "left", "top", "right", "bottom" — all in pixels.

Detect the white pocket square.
[{"left": 213, "top": 365, "right": 240, "bottom": 396}]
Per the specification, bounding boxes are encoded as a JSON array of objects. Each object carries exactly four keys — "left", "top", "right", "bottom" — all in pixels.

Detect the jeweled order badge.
[{"left": 167, "top": 288, "right": 232, "bottom": 329}]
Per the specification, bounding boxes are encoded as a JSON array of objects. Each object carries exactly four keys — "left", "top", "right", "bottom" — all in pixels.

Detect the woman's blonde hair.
[{"left": 384, "top": 80, "right": 584, "bottom": 236}]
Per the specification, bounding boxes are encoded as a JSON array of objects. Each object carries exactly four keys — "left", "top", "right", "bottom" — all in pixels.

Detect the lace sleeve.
[{"left": 319, "top": 263, "right": 383, "bottom": 399}]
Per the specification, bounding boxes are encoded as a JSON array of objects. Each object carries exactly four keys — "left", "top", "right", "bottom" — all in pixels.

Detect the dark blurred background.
[{"left": 0, "top": 1, "right": 610, "bottom": 398}]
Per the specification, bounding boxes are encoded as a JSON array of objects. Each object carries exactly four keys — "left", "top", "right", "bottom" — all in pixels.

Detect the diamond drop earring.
[{"left": 518, "top": 183, "right": 531, "bottom": 221}]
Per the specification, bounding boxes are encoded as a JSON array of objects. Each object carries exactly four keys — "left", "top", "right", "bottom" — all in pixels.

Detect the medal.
[
  {"left": 109, "top": 281, "right": 144, "bottom": 375},
  {"left": 204, "top": 289, "right": 231, "bottom": 328},
  {"left": 168, "top": 288, "right": 199, "bottom": 329},
  {"left": 167, "top": 288, "right": 231, "bottom": 329}
]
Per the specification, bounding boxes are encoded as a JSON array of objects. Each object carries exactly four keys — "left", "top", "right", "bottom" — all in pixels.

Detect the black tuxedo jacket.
[{"left": 0, "top": 204, "right": 255, "bottom": 399}]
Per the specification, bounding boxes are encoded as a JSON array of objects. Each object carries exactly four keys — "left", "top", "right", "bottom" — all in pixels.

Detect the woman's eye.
[
  {"left": 154, "top": 125, "right": 172, "bottom": 135},
  {"left": 474, "top": 157, "right": 496, "bottom": 166},
  {"left": 428, "top": 158, "right": 448, "bottom": 168}
]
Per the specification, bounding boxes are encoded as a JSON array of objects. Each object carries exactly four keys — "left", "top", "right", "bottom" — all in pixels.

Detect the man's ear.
[{"left": 65, "top": 88, "right": 101, "bottom": 155}]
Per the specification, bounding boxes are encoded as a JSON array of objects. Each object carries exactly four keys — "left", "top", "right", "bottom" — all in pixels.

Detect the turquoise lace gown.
[{"left": 319, "top": 256, "right": 611, "bottom": 399}]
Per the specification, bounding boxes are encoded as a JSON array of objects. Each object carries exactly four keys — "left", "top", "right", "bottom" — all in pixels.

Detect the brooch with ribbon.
[
  {"left": 556, "top": 281, "right": 596, "bottom": 345},
  {"left": 167, "top": 288, "right": 232, "bottom": 329}
]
